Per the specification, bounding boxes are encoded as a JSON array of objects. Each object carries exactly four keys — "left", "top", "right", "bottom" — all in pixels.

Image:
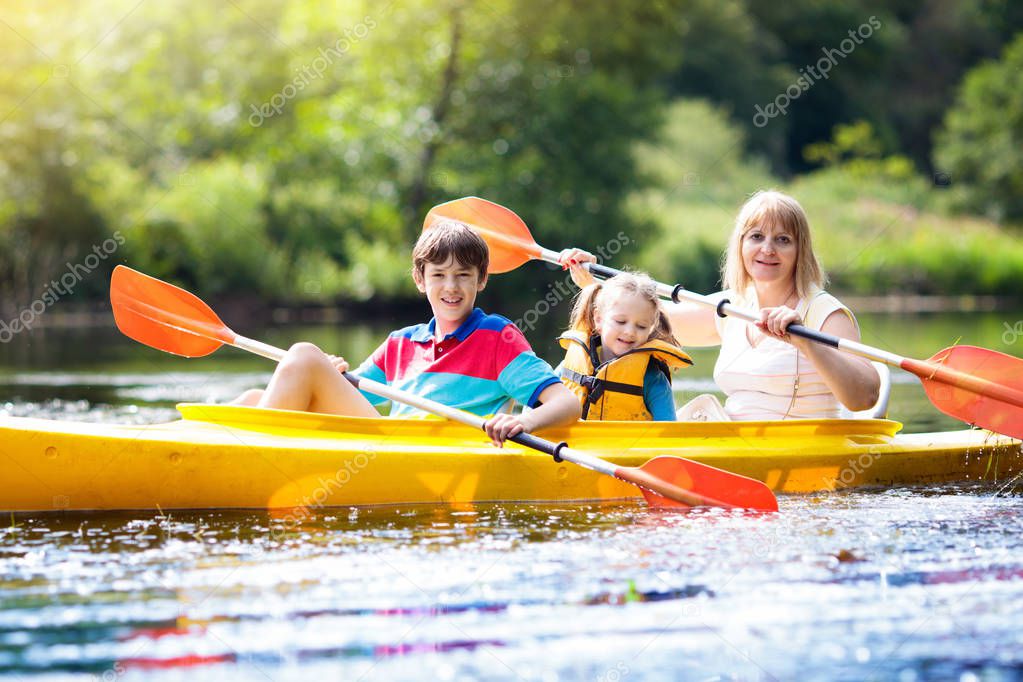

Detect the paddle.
[
  {"left": 424, "top": 197, "right": 1023, "bottom": 441},
  {"left": 109, "top": 265, "right": 779, "bottom": 511}
]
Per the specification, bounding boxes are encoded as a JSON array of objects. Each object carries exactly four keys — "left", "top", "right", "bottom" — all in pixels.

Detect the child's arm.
[
  {"left": 644, "top": 366, "right": 677, "bottom": 421},
  {"left": 483, "top": 383, "right": 581, "bottom": 447}
]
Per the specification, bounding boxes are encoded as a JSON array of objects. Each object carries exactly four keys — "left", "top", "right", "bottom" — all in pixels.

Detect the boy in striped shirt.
[{"left": 237, "top": 220, "right": 580, "bottom": 445}]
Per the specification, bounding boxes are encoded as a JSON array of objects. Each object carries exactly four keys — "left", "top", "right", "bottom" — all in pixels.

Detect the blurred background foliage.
[{"left": 2, "top": 0, "right": 1023, "bottom": 317}]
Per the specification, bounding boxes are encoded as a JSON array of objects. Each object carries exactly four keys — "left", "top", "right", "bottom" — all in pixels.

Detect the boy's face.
[{"left": 415, "top": 256, "right": 487, "bottom": 332}]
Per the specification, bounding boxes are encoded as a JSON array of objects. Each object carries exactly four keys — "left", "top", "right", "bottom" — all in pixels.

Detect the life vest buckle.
[{"left": 580, "top": 375, "right": 605, "bottom": 402}]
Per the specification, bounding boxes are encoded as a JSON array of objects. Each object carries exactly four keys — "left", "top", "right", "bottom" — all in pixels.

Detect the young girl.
[{"left": 556, "top": 271, "right": 692, "bottom": 421}]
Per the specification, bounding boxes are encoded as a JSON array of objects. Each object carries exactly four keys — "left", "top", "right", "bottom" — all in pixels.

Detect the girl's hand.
[
  {"left": 483, "top": 413, "right": 533, "bottom": 447},
  {"left": 557, "top": 248, "right": 597, "bottom": 289},
  {"left": 328, "top": 355, "right": 350, "bottom": 374},
  {"left": 756, "top": 306, "right": 803, "bottom": 342}
]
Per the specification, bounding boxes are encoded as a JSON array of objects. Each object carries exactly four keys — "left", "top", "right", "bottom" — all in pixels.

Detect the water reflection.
[
  {"left": 1, "top": 491, "right": 1021, "bottom": 679},
  {"left": 3, "top": 316, "right": 1023, "bottom": 679}
]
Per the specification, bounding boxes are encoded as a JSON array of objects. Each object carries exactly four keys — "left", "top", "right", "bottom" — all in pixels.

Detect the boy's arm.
[
  {"left": 483, "top": 383, "right": 581, "bottom": 447},
  {"left": 527, "top": 382, "right": 582, "bottom": 430},
  {"left": 351, "top": 344, "right": 390, "bottom": 406},
  {"left": 486, "top": 322, "right": 581, "bottom": 446}
]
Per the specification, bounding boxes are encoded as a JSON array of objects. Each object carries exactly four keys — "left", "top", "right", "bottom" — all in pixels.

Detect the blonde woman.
[{"left": 562, "top": 191, "right": 879, "bottom": 420}]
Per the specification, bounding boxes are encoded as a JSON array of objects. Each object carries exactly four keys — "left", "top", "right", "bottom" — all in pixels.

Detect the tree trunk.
[{"left": 405, "top": 5, "right": 462, "bottom": 236}]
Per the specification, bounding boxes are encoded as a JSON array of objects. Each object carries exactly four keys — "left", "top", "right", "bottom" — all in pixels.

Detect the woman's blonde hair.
[
  {"left": 568, "top": 271, "right": 678, "bottom": 346},
  {"left": 721, "top": 190, "right": 826, "bottom": 298}
]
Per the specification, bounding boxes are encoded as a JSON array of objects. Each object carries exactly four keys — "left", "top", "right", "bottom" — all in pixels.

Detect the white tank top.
[{"left": 712, "top": 287, "right": 856, "bottom": 420}]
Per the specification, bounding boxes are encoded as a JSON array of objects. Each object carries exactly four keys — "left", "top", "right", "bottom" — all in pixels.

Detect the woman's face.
[{"left": 741, "top": 221, "right": 797, "bottom": 286}]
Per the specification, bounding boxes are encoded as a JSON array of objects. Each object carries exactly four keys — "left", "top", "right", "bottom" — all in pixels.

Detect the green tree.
[
  {"left": 804, "top": 120, "right": 917, "bottom": 186},
  {"left": 0, "top": 2, "right": 115, "bottom": 314},
  {"left": 744, "top": 0, "right": 904, "bottom": 173},
  {"left": 935, "top": 32, "right": 1023, "bottom": 222},
  {"left": 630, "top": 98, "right": 775, "bottom": 293},
  {"left": 2, "top": 0, "right": 691, "bottom": 306}
]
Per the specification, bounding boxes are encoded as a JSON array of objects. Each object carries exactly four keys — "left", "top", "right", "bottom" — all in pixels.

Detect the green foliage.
[
  {"left": 0, "top": 3, "right": 116, "bottom": 311},
  {"left": 715, "top": 0, "right": 1022, "bottom": 172},
  {"left": 789, "top": 172, "right": 1023, "bottom": 295},
  {"left": 803, "top": 121, "right": 923, "bottom": 200},
  {"left": 2, "top": 0, "right": 1022, "bottom": 312},
  {"left": 738, "top": 0, "right": 905, "bottom": 171},
  {"left": 662, "top": 0, "right": 794, "bottom": 163},
  {"left": 935, "top": 32, "right": 1023, "bottom": 222},
  {"left": 878, "top": 0, "right": 1021, "bottom": 170},
  {"left": 0, "top": 0, "right": 684, "bottom": 306},
  {"left": 633, "top": 98, "right": 1023, "bottom": 297},
  {"left": 147, "top": 160, "right": 287, "bottom": 295},
  {"left": 804, "top": 121, "right": 883, "bottom": 167},
  {"left": 629, "top": 99, "right": 774, "bottom": 292}
]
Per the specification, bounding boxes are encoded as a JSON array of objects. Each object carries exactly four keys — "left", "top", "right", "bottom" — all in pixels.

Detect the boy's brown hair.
[{"left": 412, "top": 219, "right": 490, "bottom": 283}]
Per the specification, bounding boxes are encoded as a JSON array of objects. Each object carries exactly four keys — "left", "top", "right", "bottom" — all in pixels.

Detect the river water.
[{"left": 2, "top": 312, "right": 1022, "bottom": 680}]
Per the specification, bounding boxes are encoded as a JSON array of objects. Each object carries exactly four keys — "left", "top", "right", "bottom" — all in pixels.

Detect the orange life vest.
[{"left": 558, "top": 330, "right": 693, "bottom": 420}]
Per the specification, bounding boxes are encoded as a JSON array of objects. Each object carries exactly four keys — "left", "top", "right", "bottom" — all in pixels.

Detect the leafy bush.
[
  {"left": 935, "top": 32, "right": 1023, "bottom": 222},
  {"left": 633, "top": 99, "right": 1023, "bottom": 297},
  {"left": 629, "top": 99, "right": 774, "bottom": 291}
]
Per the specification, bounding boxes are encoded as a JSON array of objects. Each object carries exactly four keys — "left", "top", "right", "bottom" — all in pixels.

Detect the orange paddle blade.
[
  {"left": 424, "top": 196, "right": 542, "bottom": 273},
  {"left": 110, "top": 265, "right": 236, "bottom": 358},
  {"left": 622, "top": 456, "right": 779, "bottom": 511},
  {"left": 907, "top": 345, "right": 1023, "bottom": 440}
]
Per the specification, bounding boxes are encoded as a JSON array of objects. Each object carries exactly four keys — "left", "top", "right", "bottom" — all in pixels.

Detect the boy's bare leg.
[
  {"left": 231, "top": 388, "right": 264, "bottom": 406},
  {"left": 256, "top": 343, "right": 379, "bottom": 417}
]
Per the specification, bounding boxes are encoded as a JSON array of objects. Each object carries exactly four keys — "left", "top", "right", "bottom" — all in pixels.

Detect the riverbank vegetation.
[
  {"left": 2, "top": 0, "right": 1022, "bottom": 317},
  {"left": 631, "top": 100, "right": 1023, "bottom": 296}
]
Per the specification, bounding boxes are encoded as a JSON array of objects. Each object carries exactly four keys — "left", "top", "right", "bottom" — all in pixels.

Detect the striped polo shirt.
[{"left": 353, "top": 308, "right": 561, "bottom": 418}]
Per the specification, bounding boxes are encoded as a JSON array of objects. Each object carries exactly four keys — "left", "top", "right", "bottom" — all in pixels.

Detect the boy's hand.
[
  {"left": 558, "top": 248, "right": 597, "bottom": 289},
  {"left": 483, "top": 413, "right": 533, "bottom": 448},
  {"left": 327, "top": 355, "right": 350, "bottom": 374}
]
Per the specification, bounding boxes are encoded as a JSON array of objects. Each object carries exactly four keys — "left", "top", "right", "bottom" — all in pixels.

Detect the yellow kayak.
[{"left": 2, "top": 404, "right": 1020, "bottom": 512}]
